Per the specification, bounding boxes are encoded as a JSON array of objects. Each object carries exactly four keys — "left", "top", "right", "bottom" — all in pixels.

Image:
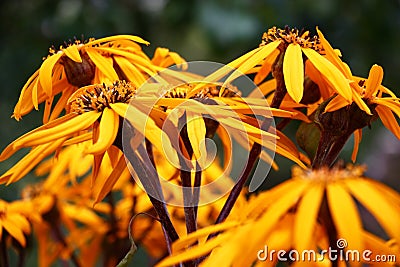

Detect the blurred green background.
[{"left": 0, "top": 0, "right": 399, "bottom": 266}]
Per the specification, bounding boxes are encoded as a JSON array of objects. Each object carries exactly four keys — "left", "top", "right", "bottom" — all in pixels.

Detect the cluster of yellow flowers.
[{"left": 0, "top": 27, "right": 399, "bottom": 267}]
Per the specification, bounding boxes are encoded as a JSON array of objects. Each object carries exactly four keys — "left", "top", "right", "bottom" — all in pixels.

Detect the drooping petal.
[
  {"left": 110, "top": 102, "right": 179, "bottom": 165},
  {"left": 86, "top": 47, "right": 119, "bottom": 81},
  {"left": 39, "top": 53, "right": 63, "bottom": 97},
  {"left": 351, "top": 85, "right": 371, "bottom": 115},
  {"left": 326, "top": 182, "right": 364, "bottom": 261},
  {"left": 283, "top": 44, "right": 304, "bottom": 103},
  {"left": 85, "top": 108, "right": 119, "bottom": 155},
  {"left": 186, "top": 110, "right": 207, "bottom": 167},
  {"left": 324, "top": 95, "right": 349, "bottom": 113},
  {"left": 302, "top": 48, "right": 352, "bottom": 102},
  {"left": 93, "top": 154, "right": 130, "bottom": 204},
  {"left": 113, "top": 56, "right": 146, "bottom": 86},
  {"left": 13, "top": 111, "right": 101, "bottom": 148},
  {"left": 345, "top": 178, "right": 400, "bottom": 243},
  {"left": 351, "top": 129, "right": 362, "bottom": 162},
  {"left": 375, "top": 105, "right": 400, "bottom": 139},
  {"left": 223, "top": 41, "right": 281, "bottom": 90},
  {"left": 0, "top": 138, "right": 66, "bottom": 185},
  {"left": 316, "top": 28, "right": 352, "bottom": 78},
  {"left": 254, "top": 49, "right": 280, "bottom": 85},
  {"left": 2, "top": 218, "right": 28, "bottom": 247},
  {"left": 294, "top": 183, "right": 324, "bottom": 252}
]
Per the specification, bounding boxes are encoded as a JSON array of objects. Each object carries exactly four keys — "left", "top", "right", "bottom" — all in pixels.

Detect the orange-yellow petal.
[
  {"left": 64, "top": 45, "right": 82, "bottom": 63},
  {"left": 327, "top": 182, "right": 364, "bottom": 262},
  {"left": 375, "top": 105, "right": 400, "bottom": 139},
  {"left": 283, "top": 44, "right": 304, "bottom": 103},
  {"left": 39, "top": 53, "right": 63, "bottom": 97},
  {"left": 365, "top": 64, "right": 383, "bottom": 99},
  {"left": 302, "top": 48, "right": 352, "bottom": 102},
  {"left": 85, "top": 108, "right": 119, "bottom": 155},
  {"left": 294, "top": 183, "right": 324, "bottom": 252}
]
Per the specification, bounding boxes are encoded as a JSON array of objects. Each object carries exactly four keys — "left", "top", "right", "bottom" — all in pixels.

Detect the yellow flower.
[
  {"left": 321, "top": 64, "right": 400, "bottom": 162},
  {"left": 326, "top": 64, "right": 400, "bottom": 139},
  {"left": 204, "top": 26, "right": 353, "bottom": 104},
  {"left": 0, "top": 199, "right": 35, "bottom": 247},
  {"left": 151, "top": 47, "right": 187, "bottom": 69},
  {"left": 156, "top": 164, "right": 400, "bottom": 267},
  {"left": 155, "top": 82, "right": 308, "bottom": 169},
  {"left": 0, "top": 81, "right": 179, "bottom": 185},
  {"left": 13, "top": 35, "right": 153, "bottom": 122}
]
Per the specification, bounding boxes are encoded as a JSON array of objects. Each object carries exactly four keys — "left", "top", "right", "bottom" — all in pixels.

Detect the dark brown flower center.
[
  {"left": 61, "top": 52, "right": 96, "bottom": 87},
  {"left": 69, "top": 81, "right": 136, "bottom": 113}
]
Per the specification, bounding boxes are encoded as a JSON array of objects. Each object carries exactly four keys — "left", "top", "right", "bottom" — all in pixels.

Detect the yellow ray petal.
[
  {"left": 316, "top": 28, "right": 352, "bottom": 78},
  {"left": 346, "top": 178, "right": 400, "bottom": 242},
  {"left": 294, "top": 183, "right": 324, "bottom": 252},
  {"left": 223, "top": 41, "right": 281, "bottom": 90},
  {"left": 283, "top": 44, "right": 304, "bottom": 103},
  {"left": 238, "top": 182, "right": 308, "bottom": 263},
  {"left": 88, "top": 35, "right": 150, "bottom": 46},
  {"left": 302, "top": 48, "right": 352, "bottom": 102},
  {"left": 2, "top": 219, "right": 28, "bottom": 247},
  {"left": 172, "top": 221, "right": 239, "bottom": 252},
  {"left": 39, "top": 53, "right": 63, "bottom": 97},
  {"left": 186, "top": 110, "right": 207, "bottom": 167},
  {"left": 351, "top": 86, "right": 371, "bottom": 115},
  {"left": 156, "top": 234, "right": 231, "bottom": 267},
  {"left": 351, "top": 129, "right": 362, "bottom": 162},
  {"left": 375, "top": 105, "right": 400, "bottom": 139},
  {"left": 85, "top": 47, "right": 119, "bottom": 81},
  {"left": 374, "top": 98, "right": 400, "bottom": 118},
  {"left": 13, "top": 111, "right": 101, "bottom": 148},
  {"left": 93, "top": 154, "right": 130, "bottom": 204},
  {"left": 85, "top": 108, "right": 119, "bottom": 155},
  {"left": 113, "top": 56, "right": 146, "bottom": 86},
  {"left": 110, "top": 103, "right": 179, "bottom": 165},
  {"left": 365, "top": 64, "right": 383, "bottom": 99},
  {"left": 324, "top": 95, "right": 349, "bottom": 113},
  {"left": 94, "top": 47, "right": 155, "bottom": 72},
  {"left": 254, "top": 49, "right": 280, "bottom": 85},
  {"left": 0, "top": 137, "right": 66, "bottom": 185},
  {"left": 326, "top": 182, "right": 364, "bottom": 259},
  {"left": 249, "top": 78, "right": 276, "bottom": 98},
  {"left": 63, "top": 45, "right": 82, "bottom": 63}
]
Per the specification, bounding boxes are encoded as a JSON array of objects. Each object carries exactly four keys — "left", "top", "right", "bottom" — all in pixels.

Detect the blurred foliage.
[{"left": 0, "top": 0, "right": 399, "bottom": 265}]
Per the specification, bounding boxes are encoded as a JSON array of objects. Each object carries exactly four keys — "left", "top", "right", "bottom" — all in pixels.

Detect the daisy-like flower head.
[
  {"left": 209, "top": 26, "right": 353, "bottom": 107},
  {"left": 148, "top": 81, "right": 308, "bottom": 170},
  {"left": 156, "top": 164, "right": 400, "bottom": 267},
  {"left": 319, "top": 64, "right": 400, "bottom": 163},
  {"left": 0, "top": 199, "right": 37, "bottom": 247},
  {"left": 14, "top": 35, "right": 153, "bottom": 123},
  {"left": 0, "top": 80, "right": 180, "bottom": 185}
]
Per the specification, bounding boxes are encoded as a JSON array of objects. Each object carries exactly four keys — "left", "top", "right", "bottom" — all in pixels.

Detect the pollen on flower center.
[
  {"left": 292, "top": 164, "right": 365, "bottom": 182},
  {"left": 68, "top": 81, "right": 136, "bottom": 114},
  {"left": 261, "top": 26, "right": 324, "bottom": 53}
]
